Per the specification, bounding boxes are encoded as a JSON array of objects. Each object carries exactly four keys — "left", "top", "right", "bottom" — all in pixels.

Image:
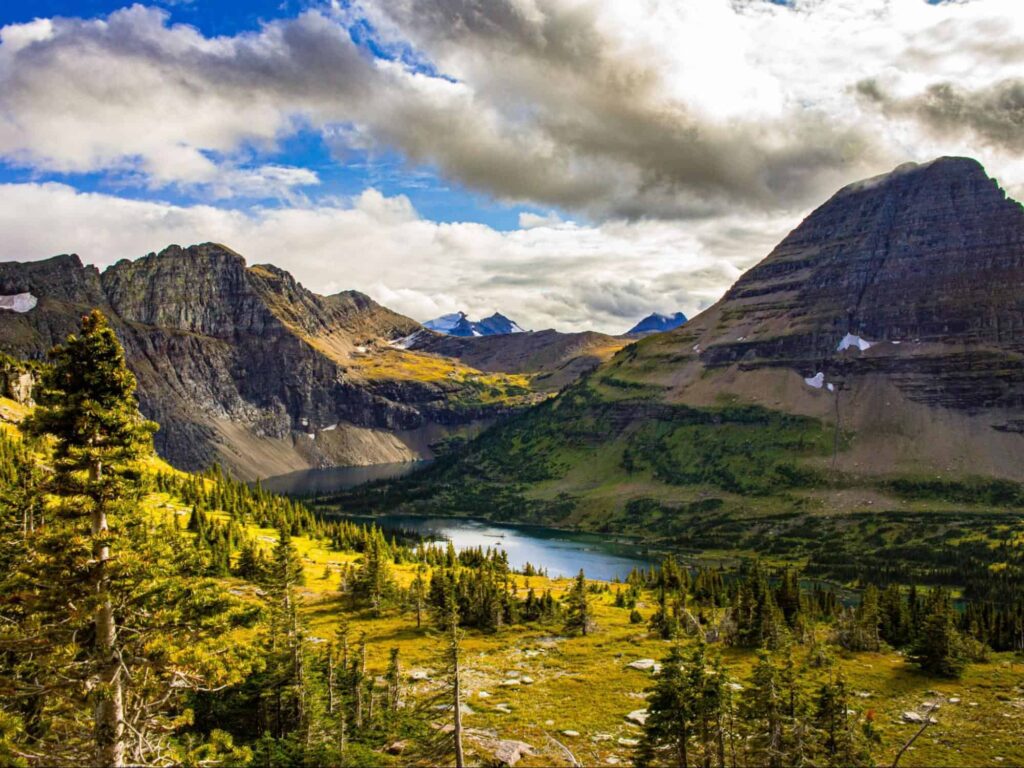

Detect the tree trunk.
[
  {"left": 327, "top": 646, "right": 336, "bottom": 715},
  {"left": 91, "top": 458, "right": 124, "bottom": 767},
  {"left": 452, "top": 621, "right": 464, "bottom": 768}
]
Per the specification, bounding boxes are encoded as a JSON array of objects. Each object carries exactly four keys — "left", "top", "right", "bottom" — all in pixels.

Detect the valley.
[
  {"left": 3, "top": 1, "right": 1024, "bottom": 765},
  {"left": 1, "top": 157, "right": 1023, "bottom": 768}
]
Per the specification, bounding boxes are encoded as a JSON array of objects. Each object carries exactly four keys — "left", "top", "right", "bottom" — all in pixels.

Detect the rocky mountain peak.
[
  {"left": 627, "top": 311, "right": 688, "bottom": 335},
  {"left": 0, "top": 253, "right": 104, "bottom": 305},
  {"left": 425, "top": 311, "right": 525, "bottom": 336},
  {"left": 708, "top": 156, "right": 1024, "bottom": 368},
  {"left": 102, "top": 243, "right": 271, "bottom": 338}
]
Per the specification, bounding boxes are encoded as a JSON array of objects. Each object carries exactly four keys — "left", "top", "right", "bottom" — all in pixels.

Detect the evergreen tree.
[
  {"left": 4, "top": 312, "right": 257, "bottom": 766},
  {"left": 637, "top": 645, "right": 694, "bottom": 768},
  {"left": 742, "top": 651, "right": 786, "bottom": 768},
  {"left": 411, "top": 561, "right": 428, "bottom": 629},
  {"left": 814, "top": 671, "right": 872, "bottom": 767},
  {"left": 836, "top": 585, "right": 881, "bottom": 652},
  {"left": 908, "top": 589, "right": 967, "bottom": 678},
  {"left": 565, "top": 569, "right": 594, "bottom": 636},
  {"left": 351, "top": 529, "right": 396, "bottom": 616},
  {"left": 24, "top": 311, "right": 157, "bottom": 765}
]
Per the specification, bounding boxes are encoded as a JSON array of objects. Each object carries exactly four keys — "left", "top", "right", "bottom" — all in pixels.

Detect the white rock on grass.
[
  {"left": 618, "top": 738, "right": 640, "bottom": 747},
  {"left": 627, "top": 659, "right": 658, "bottom": 671},
  {"left": 561, "top": 730, "right": 581, "bottom": 738},
  {"left": 626, "top": 709, "right": 650, "bottom": 725},
  {"left": 492, "top": 739, "right": 535, "bottom": 766},
  {"left": 477, "top": 691, "right": 491, "bottom": 698},
  {"left": 902, "top": 711, "right": 938, "bottom": 725}
]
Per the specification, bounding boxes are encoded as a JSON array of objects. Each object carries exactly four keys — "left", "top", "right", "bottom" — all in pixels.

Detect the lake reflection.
[
  {"left": 258, "top": 461, "right": 431, "bottom": 496},
  {"left": 338, "top": 514, "right": 655, "bottom": 582}
]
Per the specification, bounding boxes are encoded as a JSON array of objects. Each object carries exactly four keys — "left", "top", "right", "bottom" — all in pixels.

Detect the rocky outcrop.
[
  {"left": 0, "top": 355, "right": 36, "bottom": 405},
  {"left": 0, "top": 243, "right": 525, "bottom": 477}
]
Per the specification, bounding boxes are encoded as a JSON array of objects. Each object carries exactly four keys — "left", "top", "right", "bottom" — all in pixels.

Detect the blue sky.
[{"left": 0, "top": 0, "right": 541, "bottom": 231}]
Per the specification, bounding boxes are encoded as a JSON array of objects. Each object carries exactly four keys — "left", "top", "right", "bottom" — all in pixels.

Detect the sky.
[{"left": 0, "top": 0, "right": 1022, "bottom": 334}]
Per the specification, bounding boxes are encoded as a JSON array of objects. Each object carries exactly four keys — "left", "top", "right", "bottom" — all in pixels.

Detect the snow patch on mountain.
[
  {"left": 424, "top": 311, "right": 526, "bottom": 337},
  {"left": 424, "top": 312, "right": 469, "bottom": 334},
  {"left": 390, "top": 329, "right": 430, "bottom": 349},
  {"left": 0, "top": 292, "right": 37, "bottom": 313},
  {"left": 837, "top": 333, "right": 874, "bottom": 352},
  {"left": 627, "top": 312, "right": 688, "bottom": 335}
]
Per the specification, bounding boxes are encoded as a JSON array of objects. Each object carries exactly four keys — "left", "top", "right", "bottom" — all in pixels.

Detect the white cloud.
[
  {"left": 0, "top": 1, "right": 1021, "bottom": 214},
  {"left": 0, "top": 182, "right": 796, "bottom": 333}
]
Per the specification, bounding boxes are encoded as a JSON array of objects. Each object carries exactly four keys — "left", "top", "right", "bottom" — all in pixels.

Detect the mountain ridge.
[
  {"left": 347, "top": 156, "right": 1024, "bottom": 537},
  {"left": 424, "top": 311, "right": 526, "bottom": 336},
  {"left": 0, "top": 243, "right": 538, "bottom": 477}
]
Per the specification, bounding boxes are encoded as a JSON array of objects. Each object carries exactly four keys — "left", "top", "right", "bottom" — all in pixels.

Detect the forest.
[{"left": 0, "top": 312, "right": 1022, "bottom": 766}]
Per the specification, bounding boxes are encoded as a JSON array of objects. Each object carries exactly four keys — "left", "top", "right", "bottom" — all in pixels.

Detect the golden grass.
[{"left": 225, "top": 520, "right": 1024, "bottom": 768}]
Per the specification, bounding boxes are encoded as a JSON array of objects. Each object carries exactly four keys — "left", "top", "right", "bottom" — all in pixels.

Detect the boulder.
[
  {"left": 493, "top": 739, "right": 535, "bottom": 766},
  {"left": 627, "top": 659, "right": 657, "bottom": 671},
  {"left": 626, "top": 709, "right": 650, "bottom": 725}
]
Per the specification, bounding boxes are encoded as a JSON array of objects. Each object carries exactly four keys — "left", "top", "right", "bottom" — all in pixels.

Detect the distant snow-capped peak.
[{"left": 424, "top": 311, "right": 527, "bottom": 337}]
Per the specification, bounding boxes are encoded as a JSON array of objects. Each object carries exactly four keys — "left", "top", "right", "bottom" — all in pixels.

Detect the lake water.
[
  {"left": 337, "top": 514, "right": 656, "bottom": 582},
  {"left": 261, "top": 462, "right": 657, "bottom": 580},
  {"left": 259, "top": 461, "right": 431, "bottom": 496}
]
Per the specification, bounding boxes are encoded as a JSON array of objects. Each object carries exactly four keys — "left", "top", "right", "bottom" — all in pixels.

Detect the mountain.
[
  {"left": 350, "top": 157, "right": 1024, "bottom": 551},
  {"left": 400, "top": 327, "right": 631, "bottom": 392},
  {"left": 0, "top": 244, "right": 542, "bottom": 478},
  {"left": 424, "top": 311, "right": 526, "bottom": 336},
  {"left": 626, "top": 311, "right": 688, "bottom": 335}
]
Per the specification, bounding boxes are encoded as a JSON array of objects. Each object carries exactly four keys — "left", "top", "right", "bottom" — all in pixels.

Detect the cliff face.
[
  {"left": 698, "top": 158, "right": 1024, "bottom": 368},
  {"left": 655, "top": 157, "right": 1024, "bottom": 421},
  {"left": 0, "top": 244, "right": 531, "bottom": 477}
]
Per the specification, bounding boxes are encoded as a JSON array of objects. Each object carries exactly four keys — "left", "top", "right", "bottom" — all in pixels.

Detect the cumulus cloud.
[
  {"left": 857, "top": 78, "right": 1024, "bottom": 153},
  {"left": 1, "top": 1, "right": 1022, "bottom": 216},
  {"left": 0, "top": 182, "right": 795, "bottom": 333}
]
